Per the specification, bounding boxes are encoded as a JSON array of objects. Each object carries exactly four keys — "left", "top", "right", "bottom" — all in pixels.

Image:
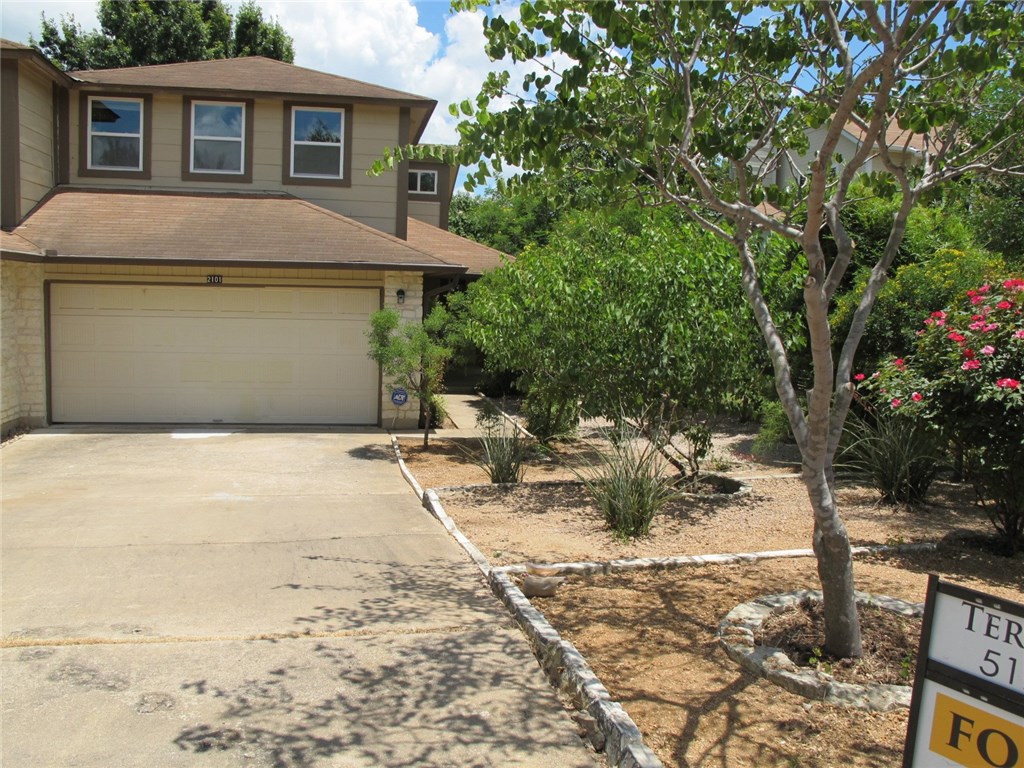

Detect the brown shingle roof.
[
  {"left": 10, "top": 189, "right": 464, "bottom": 273},
  {"left": 0, "top": 229, "right": 43, "bottom": 256},
  {"left": 845, "top": 120, "right": 926, "bottom": 152},
  {"left": 0, "top": 38, "right": 34, "bottom": 51},
  {"left": 405, "top": 218, "right": 509, "bottom": 277},
  {"left": 71, "top": 56, "right": 434, "bottom": 105}
]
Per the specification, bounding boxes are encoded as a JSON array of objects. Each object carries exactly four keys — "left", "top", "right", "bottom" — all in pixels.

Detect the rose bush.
[{"left": 856, "top": 277, "right": 1024, "bottom": 553}]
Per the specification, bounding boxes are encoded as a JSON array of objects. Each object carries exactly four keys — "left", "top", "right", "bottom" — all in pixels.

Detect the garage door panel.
[{"left": 50, "top": 284, "right": 381, "bottom": 424}]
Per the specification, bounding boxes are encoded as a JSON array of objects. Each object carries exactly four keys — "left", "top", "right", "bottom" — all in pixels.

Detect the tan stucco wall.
[
  {"left": 69, "top": 95, "right": 400, "bottom": 235},
  {"left": 18, "top": 66, "right": 55, "bottom": 218},
  {"left": 1, "top": 259, "right": 47, "bottom": 433},
  {"left": 380, "top": 270, "right": 425, "bottom": 430},
  {"left": 1, "top": 262, "right": 426, "bottom": 429}
]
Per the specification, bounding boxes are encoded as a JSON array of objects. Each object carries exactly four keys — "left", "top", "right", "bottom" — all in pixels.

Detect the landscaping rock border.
[{"left": 718, "top": 590, "right": 924, "bottom": 711}]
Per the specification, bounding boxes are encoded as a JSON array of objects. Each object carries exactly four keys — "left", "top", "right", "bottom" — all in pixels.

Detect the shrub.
[
  {"left": 857, "top": 275, "right": 1024, "bottom": 551},
  {"left": 575, "top": 423, "right": 679, "bottom": 539},
  {"left": 463, "top": 406, "right": 531, "bottom": 484},
  {"left": 752, "top": 399, "right": 794, "bottom": 458},
  {"left": 839, "top": 411, "right": 943, "bottom": 506}
]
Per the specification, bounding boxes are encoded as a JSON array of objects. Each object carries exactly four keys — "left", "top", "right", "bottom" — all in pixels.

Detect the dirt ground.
[{"left": 399, "top": 431, "right": 1024, "bottom": 768}]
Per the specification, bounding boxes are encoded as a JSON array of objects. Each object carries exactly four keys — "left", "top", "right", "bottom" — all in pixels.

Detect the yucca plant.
[
  {"left": 839, "top": 411, "right": 944, "bottom": 506},
  {"left": 574, "top": 422, "right": 679, "bottom": 539},
  {"left": 462, "top": 406, "right": 531, "bottom": 483}
]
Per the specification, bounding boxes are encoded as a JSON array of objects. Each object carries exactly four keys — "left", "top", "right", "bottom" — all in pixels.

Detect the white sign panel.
[{"left": 931, "top": 591, "right": 1024, "bottom": 698}]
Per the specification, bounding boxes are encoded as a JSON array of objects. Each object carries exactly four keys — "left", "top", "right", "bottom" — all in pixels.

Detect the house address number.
[{"left": 206, "top": 275, "right": 223, "bottom": 284}]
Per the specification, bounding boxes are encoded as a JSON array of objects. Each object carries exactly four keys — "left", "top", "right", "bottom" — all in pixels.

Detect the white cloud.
[{"left": 1, "top": 1, "right": 99, "bottom": 45}]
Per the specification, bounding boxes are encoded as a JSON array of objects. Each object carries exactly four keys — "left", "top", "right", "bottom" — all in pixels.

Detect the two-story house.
[{"left": 1, "top": 40, "right": 505, "bottom": 433}]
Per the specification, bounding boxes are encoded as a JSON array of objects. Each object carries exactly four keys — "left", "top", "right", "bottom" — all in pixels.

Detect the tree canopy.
[
  {"left": 33, "top": 0, "right": 294, "bottom": 71},
  {"left": 391, "top": 0, "right": 1024, "bottom": 657}
]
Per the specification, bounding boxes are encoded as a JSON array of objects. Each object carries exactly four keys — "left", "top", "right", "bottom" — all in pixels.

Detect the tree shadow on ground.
[
  {"left": 344, "top": 443, "right": 394, "bottom": 462},
  {"left": 173, "top": 557, "right": 596, "bottom": 767}
]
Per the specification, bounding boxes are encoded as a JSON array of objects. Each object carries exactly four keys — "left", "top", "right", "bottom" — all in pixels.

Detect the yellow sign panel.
[{"left": 929, "top": 693, "right": 1023, "bottom": 767}]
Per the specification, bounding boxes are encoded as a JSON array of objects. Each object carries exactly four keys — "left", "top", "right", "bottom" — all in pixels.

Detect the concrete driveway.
[{"left": 1, "top": 429, "right": 596, "bottom": 767}]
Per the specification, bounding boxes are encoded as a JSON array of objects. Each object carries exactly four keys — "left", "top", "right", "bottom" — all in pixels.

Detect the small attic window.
[{"left": 408, "top": 170, "right": 438, "bottom": 195}]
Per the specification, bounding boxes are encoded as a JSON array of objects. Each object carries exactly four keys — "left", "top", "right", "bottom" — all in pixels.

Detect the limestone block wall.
[
  {"left": 380, "top": 270, "right": 424, "bottom": 429},
  {"left": 0, "top": 260, "right": 46, "bottom": 433}
]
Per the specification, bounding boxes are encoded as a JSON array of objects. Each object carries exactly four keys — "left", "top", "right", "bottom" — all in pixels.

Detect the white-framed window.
[
  {"left": 190, "top": 101, "right": 244, "bottom": 174},
  {"left": 291, "top": 107, "right": 344, "bottom": 178},
  {"left": 408, "top": 169, "right": 438, "bottom": 194},
  {"left": 87, "top": 96, "right": 143, "bottom": 171}
]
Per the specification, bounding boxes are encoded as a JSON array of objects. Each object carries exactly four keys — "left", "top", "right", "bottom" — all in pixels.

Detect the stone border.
[
  {"left": 388, "top": 437, "right": 938, "bottom": 761},
  {"left": 718, "top": 590, "right": 924, "bottom": 711}
]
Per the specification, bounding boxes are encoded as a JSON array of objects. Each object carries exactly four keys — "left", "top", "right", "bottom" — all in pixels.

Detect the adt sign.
[{"left": 390, "top": 388, "right": 409, "bottom": 407}]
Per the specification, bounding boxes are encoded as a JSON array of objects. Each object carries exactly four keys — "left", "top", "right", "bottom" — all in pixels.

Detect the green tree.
[
  {"left": 33, "top": 0, "right": 294, "bottom": 71},
  {"left": 448, "top": 189, "right": 558, "bottom": 256},
  {"left": 393, "top": 1, "right": 1024, "bottom": 657},
  {"left": 366, "top": 307, "right": 451, "bottom": 449},
  {"left": 455, "top": 207, "right": 778, "bottom": 445}
]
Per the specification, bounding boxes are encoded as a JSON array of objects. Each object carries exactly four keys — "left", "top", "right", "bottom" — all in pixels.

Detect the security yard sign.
[{"left": 904, "top": 576, "right": 1024, "bottom": 767}]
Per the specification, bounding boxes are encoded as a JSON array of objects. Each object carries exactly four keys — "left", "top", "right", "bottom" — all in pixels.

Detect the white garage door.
[{"left": 49, "top": 283, "right": 381, "bottom": 424}]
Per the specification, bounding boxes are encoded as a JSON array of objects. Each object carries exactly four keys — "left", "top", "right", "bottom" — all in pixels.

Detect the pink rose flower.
[
  {"left": 984, "top": 323, "right": 999, "bottom": 332},
  {"left": 1015, "top": 329, "right": 1024, "bottom": 340},
  {"left": 996, "top": 378, "right": 1020, "bottom": 389},
  {"left": 963, "top": 348, "right": 976, "bottom": 359},
  {"left": 981, "top": 345, "right": 995, "bottom": 356},
  {"left": 948, "top": 331, "right": 966, "bottom": 343},
  {"left": 890, "top": 398, "right": 902, "bottom": 408},
  {"left": 962, "top": 359, "right": 981, "bottom": 370},
  {"left": 911, "top": 392, "right": 922, "bottom": 402},
  {"left": 971, "top": 296, "right": 985, "bottom": 305},
  {"left": 854, "top": 373, "right": 866, "bottom": 382},
  {"left": 997, "top": 300, "right": 1013, "bottom": 310},
  {"left": 1002, "top": 278, "right": 1024, "bottom": 292},
  {"left": 893, "top": 358, "right": 905, "bottom": 368},
  {"left": 978, "top": 284, "right": 991, "bottom": 294}
]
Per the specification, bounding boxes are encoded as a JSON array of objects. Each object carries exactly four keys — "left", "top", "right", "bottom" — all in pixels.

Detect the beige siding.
[
  {"left": 408, "top": 200, "right": 441, "bottom": 228},
  {"left": 70, "top": 95, "right": 400, "bottom": 234},
  {"left": 18, "top": 68, "right": 55, "bottom": 217},
  {"left": 1, "top": 260, "right": 47, "bottom": 433}
]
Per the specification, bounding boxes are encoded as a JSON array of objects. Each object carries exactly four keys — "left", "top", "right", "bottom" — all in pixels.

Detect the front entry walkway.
[{"left": 1, "top": 429, "right": 596, "bottom": 767}]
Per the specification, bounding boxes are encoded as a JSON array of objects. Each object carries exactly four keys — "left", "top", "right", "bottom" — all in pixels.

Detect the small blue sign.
[{"left": 391, "top": 388, "right": 409, "bottom": 406}]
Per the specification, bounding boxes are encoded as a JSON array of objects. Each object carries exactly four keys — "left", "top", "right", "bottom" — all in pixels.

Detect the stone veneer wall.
[
  {"left": 380, "top": 270, "right": 424, "bottom": 430},
  {"left": 0, "top": 259, "right": 46, "bottom": 433}
]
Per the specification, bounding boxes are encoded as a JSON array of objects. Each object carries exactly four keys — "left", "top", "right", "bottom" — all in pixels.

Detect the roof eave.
[{"left": 30, "top": 254, "right": 467, "bottom": 275}]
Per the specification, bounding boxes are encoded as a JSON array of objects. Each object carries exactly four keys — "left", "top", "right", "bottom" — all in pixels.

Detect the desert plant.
[
  {"left": 752, "top": 399, "right": 794, "bottom": 458},
  {"left": 462, "top": 406, "right": 531, "bottom": 484},
  {"left": 575, "top": 423, "right": 679, "bottom": 539},
  {"left": 839, "top": 411, "right": 944, "bottom": 506}
]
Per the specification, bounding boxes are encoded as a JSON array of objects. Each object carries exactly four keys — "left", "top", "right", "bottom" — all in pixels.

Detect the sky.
[{"left": 0, "top": 0, "right": 533, "bottom": 153}]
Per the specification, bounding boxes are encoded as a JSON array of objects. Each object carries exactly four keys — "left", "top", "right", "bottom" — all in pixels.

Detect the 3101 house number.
[{"left": 206, "top": 275, "right": 223, "bottom": 284}]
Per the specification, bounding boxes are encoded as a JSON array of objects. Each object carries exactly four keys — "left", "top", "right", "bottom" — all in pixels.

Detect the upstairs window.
[
  {"left": 291, "top": 107, "right": 344, "bottom": 178},
  {"left": 283, "top": 102, "right": 351, "bottom": 186},
  {"left": 87, "top": 97, "right": 143, "bottom": 171},
  {"left": 190, "top": 101, "right": 245, "bottom": 174},
  {"left": 408, "top": 169, "right": 438, "bottom": 195}
]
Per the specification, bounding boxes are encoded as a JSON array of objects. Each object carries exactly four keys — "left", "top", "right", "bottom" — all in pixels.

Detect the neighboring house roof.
[
  {"left": 0, "top": 38, "right": 76, "bottom": 85},
  {"left": 843, "top": 119, "right": 926, "bottom": 153},
  {"left": 7, "top": 188, "right": 465, "bottom": 274},
  {"left": 405, "top": 217, "right": 508, "bottom": 277},
  {"left": 0, "top": 38, "right": 33, "bottom": 51}
]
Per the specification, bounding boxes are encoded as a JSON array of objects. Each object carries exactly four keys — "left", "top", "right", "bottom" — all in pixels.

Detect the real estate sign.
[{"left": 904, "top": 576, "right": 1024, "bottom": 767}]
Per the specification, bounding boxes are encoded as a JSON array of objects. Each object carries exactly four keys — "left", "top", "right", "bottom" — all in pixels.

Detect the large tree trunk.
[{"left": 804, "top": 462, "right": 863, "bottom": 658}]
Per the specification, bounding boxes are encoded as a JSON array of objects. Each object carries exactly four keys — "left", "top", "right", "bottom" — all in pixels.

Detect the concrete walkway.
[{"left": 1, "top": 428, "right": 596, "bottom": 767}]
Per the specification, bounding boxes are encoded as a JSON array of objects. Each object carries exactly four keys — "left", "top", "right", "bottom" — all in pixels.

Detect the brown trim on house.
[
  {"left": 39, "top": 256, "right": 466, "bottom": 275},
  {"left": 53, "top": 83, "right": 69, "bottom": 185},
  {"left": 180, "top": 96, "right": 255, "bottom": 183},
  {"left": 280, "top": 101, "right": 353, "bottom": 188},
  {"left": 439, "top": 165, "right": 453, "bottom": 230},
  {"left": 0, "top": 251, "right": 45, "bottom": 263},
  {"left": 1, "top": 58, "right": 21, "bottom": 228},
  {"left": 77, "top": 92, "right": 153, "bottom": 180},
  {"left": 73, "top": 81, "right": 433, "bottom": 110},
  {"left": 43, "top": 279, "right": 53, "bottom": 427},
  {"left": 1, "top": 46, "right": 75, "bottom": 87},
  {"left": 395, "top": 107, "right": 410, "bottom": 240}
]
